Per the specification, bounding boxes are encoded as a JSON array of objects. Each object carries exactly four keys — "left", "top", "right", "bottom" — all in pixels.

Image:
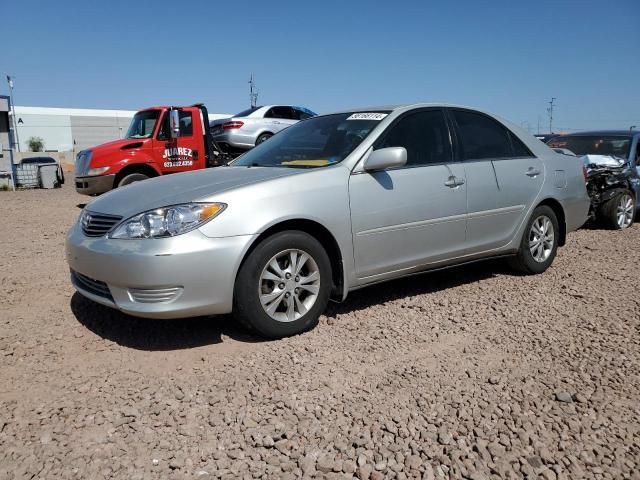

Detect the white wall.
[{"left": 12, "top": 106, "right": 230, "bottom": 153}]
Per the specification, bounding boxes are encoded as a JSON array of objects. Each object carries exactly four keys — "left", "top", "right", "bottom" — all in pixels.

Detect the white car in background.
[{"left": 210, "top": 105, "right": 316, "bottom": 154}]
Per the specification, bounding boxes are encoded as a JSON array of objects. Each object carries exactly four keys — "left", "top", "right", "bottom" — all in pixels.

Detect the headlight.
[
  {"left": 86, "top": 166, "right": 110, "bottom": 176},
  {"left": 109, "top": 203, "right": 226, "bottom": 239}
]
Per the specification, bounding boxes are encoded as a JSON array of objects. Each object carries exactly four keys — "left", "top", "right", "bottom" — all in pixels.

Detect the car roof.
[{"left": 328, "top": 103, "right": 507, "bottom": 115}]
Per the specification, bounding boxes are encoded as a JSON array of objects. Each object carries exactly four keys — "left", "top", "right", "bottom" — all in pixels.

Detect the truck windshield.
[
  {"left": 232, "top": 112, "right": 388, "bottom": 168},
  {"left": 125, "top": 110, "right": 160, "bottom": 139},
  {"left": 548, "top": 135, "right": 632, "bottom": 160}
]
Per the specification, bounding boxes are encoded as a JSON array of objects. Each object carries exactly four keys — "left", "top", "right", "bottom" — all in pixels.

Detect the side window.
[
  {"left": 295, "top": 108, "right": 314, "bottom": 120},
  {"left": 509, "top": 131, "right": 533, "bottom": 157},
  {"left": 378, "top": 110, "right": 452, "bottom": 166},
  {"left": 179, "top": 111, "right": 193, "bottom": 136},
  {"left": 265, "top": 107, "right": 290, "bottom": 119},
  {"left": 452, "top": 110, "right": 513, "bottom": 160},
  {"left": 158, "top": 111, "right": 193, "bottom": 139}
]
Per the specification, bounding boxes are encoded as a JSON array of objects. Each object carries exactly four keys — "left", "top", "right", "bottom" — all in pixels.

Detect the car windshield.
[
  {"left": 125, "top": 110, "right": 160, "bottom": 139},
  {"left": 234, "top": 106, "right": 262, "bottom": 117},
  {"left": 232, "top": 112, "right": 388, "bottom": 168},
  {"left": 547, "top": 135, "right": 631, "bottom": 160}
]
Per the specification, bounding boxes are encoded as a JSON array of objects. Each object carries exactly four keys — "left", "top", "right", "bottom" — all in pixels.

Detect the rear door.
[
  {"left": 349, "top": 108, "right": 467, "bottom": 279},
  {"left": 449, "top": 108, "right": 543, "bottom": 253},
  {"left": 153, "top": 108, "right": 205, "bottom": 173}
]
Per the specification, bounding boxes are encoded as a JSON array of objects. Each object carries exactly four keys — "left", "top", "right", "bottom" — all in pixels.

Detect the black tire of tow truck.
[
  {"left": 599, "top": 190, "right": 635, "bottom": 230},
  {"left": 256, "top": 133, "right": 273, "bottom": 145},
  {"left": 117, "top": 173, "right": 149, "bottom": 188}
]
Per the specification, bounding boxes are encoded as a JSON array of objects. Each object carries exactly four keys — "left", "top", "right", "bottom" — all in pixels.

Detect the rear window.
[
  {"left": 547, "top": 135, "right": 631, "bottom": 159},
  {"left": 234, "top": 107, "right": 262, "bottom": 117}
]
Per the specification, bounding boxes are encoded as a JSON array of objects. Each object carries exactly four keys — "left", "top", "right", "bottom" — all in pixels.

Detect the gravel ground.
[{"left": 1, "top": 183, "right": 639, "bottom": 480}]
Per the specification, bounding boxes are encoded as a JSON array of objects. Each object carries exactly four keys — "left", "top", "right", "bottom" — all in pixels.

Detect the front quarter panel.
[{"left": 197, "top": 165, "right": 356, "bottom": 290}]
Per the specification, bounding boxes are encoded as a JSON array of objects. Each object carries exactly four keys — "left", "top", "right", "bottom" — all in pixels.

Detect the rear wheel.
[
  {"left": 117, "top": 173, "right": 149, "bottom": 188},
  {"left": 509, "top": 205, "right": 559, "bottom": 274},
  {"left": 234, "top": 231, "right": 332, "bottom": 339},
  {"left": 256, "top": 133, "right": 273, "bottom": 145},
  {"left": 599, "top": 191, "right": 635, "bottom": 230}
]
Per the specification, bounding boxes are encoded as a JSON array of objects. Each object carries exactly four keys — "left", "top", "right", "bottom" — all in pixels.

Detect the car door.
[
  {"left": 349, "top": 109, "right": 467, "bottom": 279},
  {"left": 449, "top": 109, "right": 544, "bottom": 253},
  {"left": 153, "top": 108, "right": 204, "bottom": 173}
]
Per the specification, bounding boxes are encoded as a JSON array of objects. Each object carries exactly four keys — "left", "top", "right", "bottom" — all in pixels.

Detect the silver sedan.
[{"left": 66, "top": 104, "right": 590, "bottom": 338}]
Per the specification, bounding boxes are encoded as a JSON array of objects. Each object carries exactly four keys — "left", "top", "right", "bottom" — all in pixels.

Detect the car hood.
[{"left": 85, "top": 166, "right": 303, "bottom": 218}]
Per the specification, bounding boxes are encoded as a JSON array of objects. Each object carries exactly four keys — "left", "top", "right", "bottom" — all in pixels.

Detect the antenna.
[
  {"left": 547, "top": 97, "right": 556, "bottom": 134},
  {"left": 249, "top": 73, "right": 258, "bottom": 108}
]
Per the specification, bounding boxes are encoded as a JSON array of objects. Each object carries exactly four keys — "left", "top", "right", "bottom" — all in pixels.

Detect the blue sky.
[{"left": 2, "top": 0, "right": 638, "bottom": 132}]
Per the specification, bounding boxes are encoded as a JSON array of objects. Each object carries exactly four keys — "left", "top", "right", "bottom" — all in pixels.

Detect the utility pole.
[
  {"left": 249, "top": 73, "right": 258, "bottom": 108},
  {"left": 547, "top": 97, "right": 556, "bottom": 134},
  {"left": 6, "top": 75, "right": 20, "bottom": 152}
]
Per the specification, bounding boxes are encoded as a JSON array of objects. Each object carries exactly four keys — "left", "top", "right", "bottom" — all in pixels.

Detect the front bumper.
[
  {"left": 75, "top": 174, "right": 116, "bottom": 195},
  {"left": 65, "top": 222, "right": 256, "bottom": 318}
]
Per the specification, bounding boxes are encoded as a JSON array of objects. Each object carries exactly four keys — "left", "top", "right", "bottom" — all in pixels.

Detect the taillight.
[
  {"left": 582, "top": 165, "right": 588, "bottom": 182},
  {"left": 222, "top": 121, "right": 244, "bottom": 130}
]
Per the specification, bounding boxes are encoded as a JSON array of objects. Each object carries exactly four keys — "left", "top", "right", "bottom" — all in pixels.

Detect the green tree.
[{"left": 27, "top": 136, "right": 45, "bottom": 152}]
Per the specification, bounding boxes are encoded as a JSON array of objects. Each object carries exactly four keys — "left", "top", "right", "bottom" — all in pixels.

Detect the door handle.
[
  {"left": 444, "top": 176, "right": 462, "bottom": 188},
  {"left": 526, "top": 167, "right": 541, "bottom": 177}
]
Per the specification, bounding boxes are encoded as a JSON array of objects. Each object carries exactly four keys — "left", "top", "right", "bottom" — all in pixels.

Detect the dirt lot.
[{"left": 1, "top": 184, "right": 639, "bottom": 480}]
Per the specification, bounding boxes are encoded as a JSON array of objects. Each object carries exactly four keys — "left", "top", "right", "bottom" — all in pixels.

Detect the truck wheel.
[
  {"left": 117, "top": 173, "right": 149, "bottom": 188},
  {"left": 508, "top": 205, "right": 559, "bottom": 275},
  {"left": 256, "top": 133, "right": 273, "bottom": 145},
  {"left": 599, "top": 191, "right": 635, "bottom": 230},
  {"left": 233, "top": 231, "right": 332, "bottom": 339}
]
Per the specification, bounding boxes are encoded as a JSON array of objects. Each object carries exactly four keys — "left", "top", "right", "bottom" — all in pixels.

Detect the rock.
[
  {"left": 357, "top": 464, "right": 373, "bottom": 479},
  {"left": 438, "top": 432, "right": 453, "bottom": 445},
  {"left": 299, "top": 454, "right": 316, "bottom": 475},
  {"left": 488, "top": 376, "right": 500, "bottom": 385},
  {"left": 527, "top": 456, "right": 544, "bottom": 470},
  {"left": 316, "top": 454, "right": 335, "bottom": 473},
  {"left": 405, "top": 454, "right": 422, "bottom": 470},
  {"left": 555, "top": 392, "right": 573, "bottom": 403}
]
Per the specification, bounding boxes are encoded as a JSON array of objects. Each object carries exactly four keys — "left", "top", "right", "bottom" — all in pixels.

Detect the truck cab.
[{"left": 75, "top": 104, "right": 221, "bottom": 195}]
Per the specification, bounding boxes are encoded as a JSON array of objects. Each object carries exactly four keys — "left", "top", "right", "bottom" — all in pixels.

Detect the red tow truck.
[{"left": 74, "top": 104, "right": 229, "bottom": 195}]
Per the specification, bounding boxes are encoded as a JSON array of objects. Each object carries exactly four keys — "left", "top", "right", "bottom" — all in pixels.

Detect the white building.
[{"left": 11, "top": 106, "right": 229, "bottom": 153}]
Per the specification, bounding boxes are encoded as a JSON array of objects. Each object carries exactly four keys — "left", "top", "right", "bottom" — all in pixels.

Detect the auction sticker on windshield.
[{"left": 347, "top": 113, "right": 388, "bottom": 121}]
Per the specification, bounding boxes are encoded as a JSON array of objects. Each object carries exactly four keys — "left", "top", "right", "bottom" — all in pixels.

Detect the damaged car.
[{"left": 548, "top": 131, "right": 640, "bottom": 229}]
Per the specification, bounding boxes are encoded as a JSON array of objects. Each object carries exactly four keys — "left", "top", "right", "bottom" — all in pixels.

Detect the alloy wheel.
[
  {"left": 616, "top": 194, "right": 634, "bottom": 229},
  {"left": 529, "top": 215, "right": 555, "bottom": 263},
  {"left": 258, "top": 249, "right": 321, "bottom": 322}
]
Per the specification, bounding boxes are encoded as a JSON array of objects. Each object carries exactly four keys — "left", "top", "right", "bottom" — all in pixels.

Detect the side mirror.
[
  {"left": 169, "top": 109, "right": 181, "bottom": 139},
  {"left": 363, "top": 147, "right": 407, "bottom": 171}
]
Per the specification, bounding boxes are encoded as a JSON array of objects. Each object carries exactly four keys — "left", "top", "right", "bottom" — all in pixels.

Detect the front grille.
[
  {"left": 128, "top": 287, "right": 183, "bottom": 304},
  {"left": 71, "top": 270, "right": 113, "bottom": 301},
  {"left": 81, "top": 211, "right": 122, "bottom": 237}
]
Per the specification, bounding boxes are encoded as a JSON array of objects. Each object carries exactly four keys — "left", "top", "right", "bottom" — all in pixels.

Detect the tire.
[
  {"left": 233, "top": 231, "right": 332, "bottom": 339},
  {"left": 509, "top": 205, "right": 559, "bottom": 275},
  {"left": 256, "top": 133, "right": 273, "bottom": 145},
  {"left": 117, "top": 173, "right": 149, "bottom": 188},
  {"left": 599, "top": 190, "right": 635, "bottom": 230}
]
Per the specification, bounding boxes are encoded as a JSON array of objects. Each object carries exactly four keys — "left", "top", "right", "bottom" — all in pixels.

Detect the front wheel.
[
  {"left": 599, "top": 191, "right": 635, "bottom": 230},
  {"left": 509, "top": 205, "right": 559, "bottom": 274},
  {"left": 233, "top": 231, "right": 332, "bottom": 339},
  {"left": 117, "top": 173, "right": 149, "bottom": 188}
]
